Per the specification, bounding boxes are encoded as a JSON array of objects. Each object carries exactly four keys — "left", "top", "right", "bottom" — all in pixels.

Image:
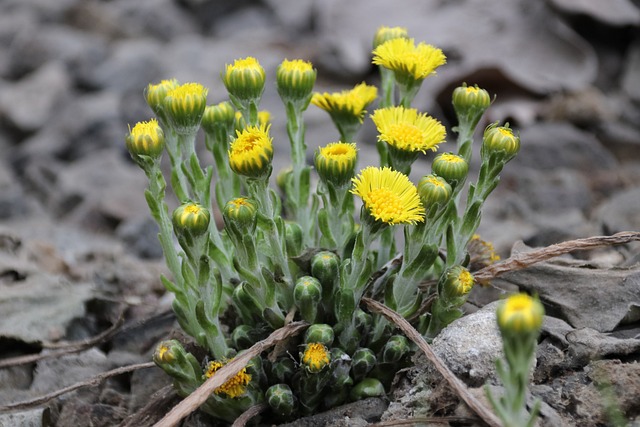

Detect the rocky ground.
[{"left": 0, "top": 0, "right": 639, "bottom": 426}]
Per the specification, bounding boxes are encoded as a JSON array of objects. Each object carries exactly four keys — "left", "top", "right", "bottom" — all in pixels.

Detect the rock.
[
  {"left": 566, "top": 327, "right": 640, "bottom": 366},
  {"left": 0, "top": 408, "right": 49, "bottom": 427},
  {"left": 109, "top": 0, "right": 198, "bottom": 41},
  {"left": 622, "top": 41, "right": 640, "bottom": 103},
  {"left": 598, "top": 120, "right": 640, "bottom": 162},
  {"left": 116, "top": 217, "right": 163, "bottom": 259},
  {"left": 0, "top": 165, "right": 32, "bottom": 220},
  {"left": 56, "top": 401, "right": 128, "bottom": 427},
  {"left": 0, "top": 62, "right": 72, "bottom": 132},
  {"left": 263, "top": 0, "right": 315, "bottom": 33},
  {"left": 277, "top": 397, "right": 387, "bottom": 427},
  {"left": 510, "top": 168, "right": 592, "bottom": 214},
  {"left": 31, "top": 348, "right": 109, "bottom": 393},
  {"left": 548, "top": 0, "right": 640, "bottom": 26},
  {"left": 592, "top": 186, "right": 640, "bottom": 233}
]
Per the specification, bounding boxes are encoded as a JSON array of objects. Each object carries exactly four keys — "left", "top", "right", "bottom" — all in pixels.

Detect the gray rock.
[
  {"left": 622, "top": 42, "right": 640, "bottom": 103},
  {"left": 0, "top": 62, "right": 71, "bottom": 132},
  {"left": 116, "top": 217, "right": 163, "bottom": 259},
  {"left": 511, "top": 168, "right": 592, "bottom": 213},
  {"left": 110, "top": 0, "right": 199, "bottom": 41},
  {"left": 592, "top": 186, "right": 640, "bottom": 233},
  {"left": 263, "top": 0, "right": 315, "bottom": 33},
  {"left": 598, "top": 120, "right": 640, "bottom": 161},
  {"left": 0, "top": 408, "right": 49, "bottom": 427},
  {"left": 31, "top": 348, "right": 110, "bottom": 393},
  {"left": 548, "top": 0, "right": 640, "bottom": 26}
]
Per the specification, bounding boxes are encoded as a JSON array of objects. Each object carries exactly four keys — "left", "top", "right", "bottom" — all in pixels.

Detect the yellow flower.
[
  {"left": 301, "top": 343, "right": 330, "bottom": 373},
  {"left": 204, "top": 360, "right": 252, "bottom": 399},
  {"left": 314, "top": 142, "right": 358, "bottom": 187},
  {"left": 371, "top": 106, "right": 446, "bottom": 154},
  {"left": 201, "top": 101, "right": 235, "bottom": 134},
  {"left": 223, "top": 56, "right": 266, "bottom": 101},
  {"left": 126, "top": 118, "right": 165, "bottom": 159},
  {"left": 431, "top": 152, "right": 468, "bottom": 186},
  {"left": 257, "top": 110, "right": 271, "bottom": 126},
  {"left": 312, "top": 83, "right": 378, "bottom": 124},
  {"left": 163, "top": 82, "right": 208, "bottom": 134},
  {"left": 497, "top": 293, "right": 544, "bottom": 334},
  {"left": 483, "top": 123, "right": 520, "bottom": 157},
  {"left": 144, "top": 78, "right": 179, "bottom": 119},
  {"left": 277, "top": 59, "right": 317, "bottom": 102},
  {"left": 373, "top": 26, "right": 409, "bottom": 48},
  {"left": 351, "top": 166, "right": 424, "bottom": 225},
  {"left": 372, "top": 38, "right": 446, "bottom": 86},
  {"left": 172, "top": 202, "right": 211, "bottom": 236},
  {"left": 228, "top": 124, "right": 274, "bottom": 179},
  {"left": 443, "top": 265, "right": 474, "bottom": 299}
]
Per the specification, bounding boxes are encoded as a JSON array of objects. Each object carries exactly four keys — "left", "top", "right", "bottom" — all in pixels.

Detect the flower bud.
[
  {"left": 417, "top": 174, "right": 452, "bottom": 210},
  {"left": 442, "top": 265, "right": 474, "bottom": 301},
  {"left": 381, "top": 335, "right": 410, "bottom": 364},
  {"left": 172, "top": 202, "right": 210, "bottom": 237},
  {"left": 483, "top": 123, "right": 520, "bottom": 158},
  {"left": 431, "top": 152, "right": 468, "bottom": 187},
  {"left": 314, "top": 142, "right": 358, "bottom": 188},
  {"left": 311, "top": 251, "right": 340, "bottom": 291},
  {"left": 270, "top": 357, "right": 296, "bottom": 384},
  {"left": 373, "top": 26, "right": 409, "bottom": 49},
  {"left": 353, "top": 309, "right": 372, "bottom": 335},
  {"left": 452, "top": 83, "right": 491, "bottom": 122},
  {"left": 163, "top": 82, "right": 208, "bottom": 134},
  {"left": 293, "top": 276, "right": 323, "bottom": 324},
  {"left": 350, "top": 378, "right": 385, "bottom": 401},
  {"left": 222, "top": 57, "right": 266, "bottom": 103},
  {"left": 153, "top": 340, "right": 179, "bottom": 365},
  {"left": 144, "top": 79, "right": 179, "bottom": 123},
  {"left": 266, "top": 384, "right": 297, "bottom": 418},
  {"left": 284, "top": 220, "right": 303, "bottom": 256},
  {"left": 201, "top": 101, "right": 235, "bottom": 135},
  {"left": 126, "top": 119, "right": 165, "bottom": 160},
  {"left": 276, "top": 59, "right": 316, "bottom": 105},
  {"left": 301, "top": 342, "right": 331, "bottom": 374},
  {"left": 497, "top": 293, "right": 544, "bottom": 335},
  {"left": 350, "top": 347, "right": 377, "bottom": 381},
  {"left": 304, "top": 324, "right": 335, "bottom": 347},
  {"left": 153, "top": 339, "right": 201, "bottom": 384},
  {"left": 223, "top": 197, "right": 258, "bottom": 232},
  {"left": 228, "top": 124, "right": 274, "bottom": 179}
]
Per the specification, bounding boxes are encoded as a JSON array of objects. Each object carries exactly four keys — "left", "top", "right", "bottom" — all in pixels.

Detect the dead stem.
[
  {"left": 362, "top": 297, "right": 502, "bottom": 427},
  {"left": 231, "top": 403, "right": 269, "bottom": 427}
]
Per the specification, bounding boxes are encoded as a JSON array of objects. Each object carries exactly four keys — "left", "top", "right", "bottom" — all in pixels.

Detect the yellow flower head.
[
  {"left": 204, "top": 360, "right": 252, "bottom": 399},
  {"left": 371, "top": 106, "right": 446, "bottom": 154},
  {"left": 373, "top": 26, "right": 409, "bottom": 48},
  {"left": 351, "top": 166, "right": 425, "bottom": 225},
  {"left": 497, "top": 293, "right": 544, "bottom": 334},
  {"left": 126, "top": 118, "right": 165, "bottom": 159},
  {"left": 483, "top": 123, "right": 520, "bottom": 157},
  {"left": 163, "top": 82, "right": 208, "bottom": 134},
  {"left": 314, "top": 142, "right": 358, "bottom": 187},
  {"left": 431, "top": 152, "right": 468, "bottom": 186},
  {"left": 172, "top": 202, "right": 211, "bottom": 236},
  {"left": 228, "top": 124, "right": 274, "bottom": 179},
  {"left": 417, "top": 174, "right": 452, "bottom": 208},
  {"left": 301, "top": 343, "right": 330, "bottom": 373},
  {"left": 372, "top": 38, "right": 446, "bottom": 86},
  {"left": 223, "top": 56, "right": 266, "bottom": 101},
  {"left": 223, "top": 197, "right": 258, "bottom": 231},
  {"left": 443, "top": 265, "right": 474, "bottom": 299},
  {"left": 201, "top": 101, "right": 235, "bottom": 134},
  {"left": 311, "top": 83, "right": 378, "bottom": 124},
  {"left": 277, "top": 59, "right": 317, "bottom": 102},
  {"left": 145, "top": 78, "right": 179, "bottom": 118}
]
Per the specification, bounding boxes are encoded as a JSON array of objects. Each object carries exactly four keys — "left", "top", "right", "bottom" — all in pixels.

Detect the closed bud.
[
  {"left": 301, "top": 342, "right": 331, "bottom": 374},
  {"left": 311, "top": 251, "right": 340, "bottom": 290},
  {"left": 266, "top": 384, "right": 297, "bottom": 418},
  {"left": 172, "top": 202, "right": 210, "bottom": 237},
  {"left": 223, "top": 197, "right": 258, "bottom": 232},
  {"left": 163, "top": 82, "right": 208, "bottom": 135},
  {"left": 153, "top": 339, "right": 201, "bottom": 385},
  {"left": 201, "top": 101, "right": 236, "bottom": 134},
  {"left": 126, "top": 119, "right": 165, "bottom": 160},
  {"left": 144, "top": 79, "right": 179, "bottom": 123},
  {"left": 350, "top": 348, "right": 377, "bottom": 381},
  {"left": 442, "top": 265, "right": 474, "bottom": 300},
  {"left": 293, "top": 276, "right": 323, "bottom": 323},
  {"left": 431, "top": 152, "right": 468, "bottom": 187},
  {"left": 417, "top": 174, "right": 452, "bottom": 210},
  {"left": 270, "top": 357, "right": 296, "bottom": 383},
  {"left": 304, "top": 324, "right": 335, "bottom": 347},
  {"left": 483, "top": 122, "right": 520, "bottom": 158},
  {"left": 222, "top": 57, "right": 266, "bottom": 103},
  {"left": 353, "top": 309, "right": 372, "bottom": 334},
  {"left": 350, "top": 378, "right": 385, "bottom": 401},
  {"left": 497, "top": 293, "right": 544, "bottom": 336},
  {"left": 314, "top": 142, "right": 358, "bottom": 188},
  {"left": 452, "top": 83, "right": 491, "bottom": 123},
  {"left": 153, "top": 339, "right": 180, "bottom": 365},
  {"left": 277, "top": 59, "right": 316, "bottom": 105},
  {"left": 373, "top": 26, "right": 409, "bottom": 49},
  {"left": 381, "top": 335, "right": 410, "bottom": 364}
]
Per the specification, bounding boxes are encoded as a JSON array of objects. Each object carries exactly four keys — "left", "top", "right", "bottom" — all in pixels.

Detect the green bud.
[
  {"left": 350, "top": 347, "right": 377, "bottom": 381},
  {"left": 311, "top": 251, "right": 340, "bottom": 298},
  {"left": 284, "top": 220, "right": 304, "bottom": 256},
  {"left": 482, "top": 122, "right": 520, "bottom": 158},
  {"left": 304, "top": 324, "right": 335, "bottom": 347},
  {"left": 223, "top": 197, "right": 258, "bottom": 233},
  {"left": 222, "top": 57, "right": 266, "bottom": 103},
  {"left": 201, "top": 101, "right": 236, "bottom": 134},
  {"left": 350, "top": 378, "right": 385, "bottom": 401},
  {"left": 452, "top": 83, "right": 491, "bottom": 129},
  {"left": 153, "top": 340, "right": 201, "bottom": 387},
  {"left": 293, "top": 276, "right": 323, "bottom": 324},
  {"left": 442, "top": 265, "right": 474, "bottom": 301},
  {"left": 431, "top": 152, "right": 468, "bottom": 188},
  {"left": 381, "top": 335, "right": 410, "bottom": 364},
  {"left": 172, "top": 202, "right": 210, "bottom": 237},
  {"left": 163, "top": 82, "right": 208, "bottom": 135},
  {"left": 144, "top": 79, "right": 179, "bottom": 123},
  {"left": 353, "top": 309, "right": 372, "bottom": 335},
  {"left": 373, "top": 26, "right": 409, "bottom": 48},
  {"left": 126, "top": 119, "right": 165, "bottom": 160},
  {"left": 314, "top": 142, "right": 358, "bottom": 188},
  {"left": 276, "top": 59, "right": 317, "bottom": 106},
  {"left": 417, "top": 174, "right": 452, "bottom": 210},
  {"left": 266, "top": 384, "right": 297, "bottom": 418},
  {"left": 270, "top": 357, "right": 296, "bottom": 384}
]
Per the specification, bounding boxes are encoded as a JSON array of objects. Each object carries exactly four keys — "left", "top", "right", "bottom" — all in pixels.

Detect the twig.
[
  {"left": 0, "top": 309, "right": 126, "bottom": 368},
  {"left": 370, "top": 415, "right": 480, "bottom": 426},
  {"left": 0, "top": 362, "right": 155, "bottom": 412},
  {"left": 119, "top": 386, "right": 178, "bottom": 427},
  {"left": 153, "top": 321, "right": 308, "bottom": 427},
  {"left": 231, "top": 403, "right": 268, "bottom": 427},
  {"left": 362, "top": 298, "right": 502, "bottom": 427},
  {"left": 473, "top": 231, "right": 640, "bottom": 285}
]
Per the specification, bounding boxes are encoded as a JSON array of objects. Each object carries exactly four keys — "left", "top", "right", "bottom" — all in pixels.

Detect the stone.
[
  {"left": 510, "top": 168, "right": 592, "bottom": 214},
  {"left": 593, "top": 186, "right": 640, "bottom": 233},
  {"left": 109, "top": 0, "right": 198, "bottom": 41},
  {"left": 548, "top": 0, "right": 640, "bottom": 26},
  {"left": 31, "top": 348, "right": 109, "bottom": 393},
  {"left": 0, "top": 408, "right": 49, "bottom": 427},
  {"left": 116, "top": 217, "right": 163, "bottom": 259},
  {"left": 622, "top": 42, "right": 640, "bottom": 103}
]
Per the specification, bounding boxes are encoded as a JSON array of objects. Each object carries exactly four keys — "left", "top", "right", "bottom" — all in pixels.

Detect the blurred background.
[{"left": 0, "top": 0, "right": 639, "bottom": 258}]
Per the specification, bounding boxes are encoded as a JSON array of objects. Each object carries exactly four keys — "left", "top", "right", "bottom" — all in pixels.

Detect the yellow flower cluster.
[{"left": 204, "top": 360, "right": 252, "bottom": 399}]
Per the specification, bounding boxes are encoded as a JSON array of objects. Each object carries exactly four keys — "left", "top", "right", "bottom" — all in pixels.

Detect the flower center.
[
  {"left": 367, "top": 188, "right": 403, "bottom": 220},
  {"left": 389, "top": 123, "right": 422, "bottom": 148},
  {"left": 184, "top": 204, "right": 201, "bottom": 215}
]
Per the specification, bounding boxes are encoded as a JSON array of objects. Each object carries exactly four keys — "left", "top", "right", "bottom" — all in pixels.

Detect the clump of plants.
[{"left": 126, "top": 26, "right": 523, "bottom": 424}]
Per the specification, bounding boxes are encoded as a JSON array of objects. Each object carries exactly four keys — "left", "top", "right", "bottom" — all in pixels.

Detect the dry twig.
[
  {"left": 473, "top": 231, "right": 640, "bottom": 285},
  {"left": 362, "top": 298, "right": 502, "bottom": 427},
  {"left": 230, "top": 403, "right": 269, "bottom": 427},
  {"left": 153, "top": 321, "right": 308, "bottom": 427}
]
